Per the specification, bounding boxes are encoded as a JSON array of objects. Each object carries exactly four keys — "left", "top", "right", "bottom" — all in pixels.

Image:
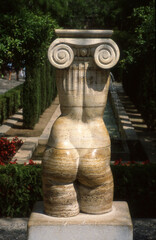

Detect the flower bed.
[
  {"left": 0, "top": 137, "right": 23, "bottom": 165},
  {"left": 114, "top": 158, "right": 150, "bottom": 166}
]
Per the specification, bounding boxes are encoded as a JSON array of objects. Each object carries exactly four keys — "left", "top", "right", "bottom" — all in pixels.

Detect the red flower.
[
  {"left": 0, "top": 160, "right": 5, "bottom": 166},
  {"left": 28, "top": 159, "right": 36, "bottom": 165},
  {"left": 142, "top": 159, "right": 150, "bottom": 165},
  {"left": 0, "top": 137, "right": 23, "bottom": 165},
  {"left": 114, "top": 158, "right": 122, "bottom": 165},
  {"left": 10, "top": 159, "right": 17, "bottom": 164}
]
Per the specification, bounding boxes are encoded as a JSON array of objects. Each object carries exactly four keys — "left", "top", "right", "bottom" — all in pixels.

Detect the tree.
[
  {"left": 120, "top": 2, "right": 155, "bottom": 128},
  {"left": 0, "top": 2, "right": 58, "bottom": 75}
]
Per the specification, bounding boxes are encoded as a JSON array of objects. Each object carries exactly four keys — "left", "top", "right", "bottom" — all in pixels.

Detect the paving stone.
[{"left": 0, "top": 77, "right": 24, "bottom": 95}]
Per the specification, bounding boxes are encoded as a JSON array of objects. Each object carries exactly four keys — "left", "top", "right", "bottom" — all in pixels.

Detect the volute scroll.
[
  {"left": 94, "top": 39, "right": 120, "bottom": 69},
  {"left": 48, "top": 43, "right": 74, "bottom": 69}
]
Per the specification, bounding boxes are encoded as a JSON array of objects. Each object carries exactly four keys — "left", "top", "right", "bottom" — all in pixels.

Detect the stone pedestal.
[{"left": 27, "top": 201, "right": 133, "bottom": 240}]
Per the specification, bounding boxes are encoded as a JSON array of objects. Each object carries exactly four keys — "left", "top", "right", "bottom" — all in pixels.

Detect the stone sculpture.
[{"left": 42, "top": 30, "right": 120, "bottom": 217}]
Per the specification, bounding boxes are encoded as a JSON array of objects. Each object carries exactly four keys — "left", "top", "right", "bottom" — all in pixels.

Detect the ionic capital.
[{"left": 48, "top": 30, "right": 120, "bottom": 69}]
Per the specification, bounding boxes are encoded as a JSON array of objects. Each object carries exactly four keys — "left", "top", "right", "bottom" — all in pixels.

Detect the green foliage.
[
  {"left": 0, "top": 98, "right": 7, "bottom": 125},
  {"left": 0, "top": 0, "right": 155, "bottom": 128},
  {"left": 0, "top": 163, "right": 156, "bottom": 217},
  {"left": 121, "top": 2, "right": 155, "bottom": 128},
  {"left": 40, "top": 62, "right": 46, "bottom": 114},
  {"left": 0, "top": 164, "right": 42, "bottom": 217},
  {"left": 0, "top": 85, "right": 23, "bottom": 125},
  {"left": 30, "top": 0, "right": 70, "bottom": 19},
  {"left": 120, "top": 3, "right": 155, "bottom": 67},
  {"left": 0, "top": 0, "right": 59, "bottom": 129},
  {"left": 18, "top": 6, "right": 58, "bottom": 129},
  {"left": 112, "top": 164, "right": 156, "bottom": 218},
  {"left": 61, "top": 0, "right": 156, "bottom": 128},
  {"left": 23, "top": 58, "right": 57, "bottom": 128},
  {"left": 60, "top": 0, "right": 148, "bottom": 29},
  {"left": 0, "top": 2, "right": 58, "bottom": 72},
  {"left": 23, "top": 65, "right": 40, "bottom": 128}
]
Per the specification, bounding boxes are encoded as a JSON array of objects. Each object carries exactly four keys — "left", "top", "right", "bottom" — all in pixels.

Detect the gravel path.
[
  {"left": 0, "top": 218, "right": 27, "bottom": 240},
  {"left": 0, "top": 77, "right": 24, "bottom": 95}
]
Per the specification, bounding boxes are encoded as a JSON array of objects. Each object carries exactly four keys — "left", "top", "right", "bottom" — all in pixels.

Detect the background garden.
[
  {"left": 0, "top": 0, "right": 155, "bottom": 129},
  {"left": 0, "top": 0, "right": 155, "bottom": 218}
]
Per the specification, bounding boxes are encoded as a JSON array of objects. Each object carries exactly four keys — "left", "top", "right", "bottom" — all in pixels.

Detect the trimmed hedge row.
[
  {"left": 0, "top": 164, "right": 42, "bottom": 217},
  {"left": 0, "top": 85, "right": 23, "bottom": 125},
  {"left": 23, "top": 57, "right": 57, "bottom": 129},
  {"left": 0, "top": 164, "right": 156, "bottom": 217},
  {"left": 113, "top": 164, "right": 156, "bottom": 218}
]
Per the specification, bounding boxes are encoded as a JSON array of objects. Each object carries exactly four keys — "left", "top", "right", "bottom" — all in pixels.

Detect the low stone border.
[
  {"left": 0, "top": 105, "right": 60, "bottom": 164},
  {"left": 12, "top": 138, "right": 39, "bottom": 164},
  {"left": 38, "top": 105, "right": 61, "bottom": 145},
  {"left": 0, "top": 109, "right": 23, "bottom": 137},
  {"left": 109, "top": 82, "right": 138, "bottom": 141},
  {"left": 14, "top": 105, "right": 60, "bottom": 164}
]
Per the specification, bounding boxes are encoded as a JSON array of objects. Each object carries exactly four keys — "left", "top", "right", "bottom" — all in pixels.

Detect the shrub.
[
  {"left": 0, "top": 163, "right": 156, "bottom": 217},
  {"left": 0, "top": 84, "right": 23, "bottom": 125},
  {"left": 112, "top": 164, "right": 156, "bottom": 218},
  {"left": 23, "top": 58, "right": 57, "bottom": 129},
  {"left": 0, "top": 97, "right": 7, "bottom": 124},
  {"left": 0, "top": 163, "right": 42, "bottom": 217}
]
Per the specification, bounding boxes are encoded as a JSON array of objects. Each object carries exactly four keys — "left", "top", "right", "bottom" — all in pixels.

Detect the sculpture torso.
[
  {"left": 48, "top": 59, "right": 111, "bottom": 149},
  {"left": 42, "top": 30, "right": 120, "bottom": 217}
]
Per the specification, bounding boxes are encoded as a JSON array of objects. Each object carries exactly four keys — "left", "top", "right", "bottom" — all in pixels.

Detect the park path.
[{"left": 0, "top": 72, "right": 25, "bottom": 95}]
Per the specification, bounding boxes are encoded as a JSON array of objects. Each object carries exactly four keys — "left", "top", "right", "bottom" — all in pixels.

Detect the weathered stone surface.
[
  {"left": 2, "top": 216, "right": 155, "bottom": 240},
  {"left": 43, "top": 29, "right": 120, "bottom": 217},
  {"left": 27, "top": 201, "right": 133, "bottom": 240},
  {"left": 55, "top": 29, "right": 113, "bottom": 38},
  {"left": 94, "top": 40, "right": 120, "bottom": 69}
]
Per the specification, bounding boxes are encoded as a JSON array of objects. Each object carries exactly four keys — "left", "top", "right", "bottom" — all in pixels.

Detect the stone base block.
[{"left": 27, "top": 201, "right": 133, "bottom": 240}]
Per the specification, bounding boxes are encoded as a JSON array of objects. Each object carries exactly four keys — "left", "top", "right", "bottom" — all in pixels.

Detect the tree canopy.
[{"left": 0, "top": 1, "right": 58, "bottom": 70}]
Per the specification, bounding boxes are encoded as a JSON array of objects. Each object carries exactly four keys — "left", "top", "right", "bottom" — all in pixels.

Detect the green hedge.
[
  {"left": 0, "top": 164, "right": 156, "bottom": 217},
  {"left": 0, "top": 85, "right": 23, "bottom": 125},
  {"left": 112, "top": 164, "right": 156, "bottom": 218},
  {"left": 23, "top": 57, "right": 57, "bottom": 129},
  {"left": 0, "top": 164, "right": 42, "bottom": 217}
]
